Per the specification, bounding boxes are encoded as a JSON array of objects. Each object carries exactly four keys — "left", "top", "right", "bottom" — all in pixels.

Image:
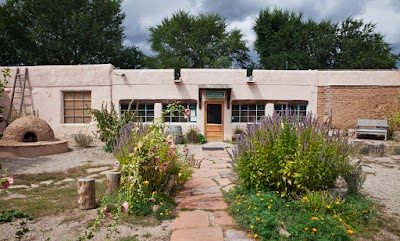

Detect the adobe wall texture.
[{"left": 318, "top": 86, "right": 400, "bottom": 129}]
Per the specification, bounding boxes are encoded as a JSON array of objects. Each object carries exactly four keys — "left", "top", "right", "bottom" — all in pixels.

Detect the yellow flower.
[
  {"left": 242, "top": 195, "right": 245, "bottom": 198},
  {"left": 254, "top": 234, "right": 258, "bottom": 238},
  {"left": 304, "top": 227, "right": 309, "bottom": 231},
  {"left": 286, "top": 204, "right": 290, "bottom": 207},
  {"left": 260, "top": 198, "right": 264, "bottom": 201},
  {"left": 339, "top": 218, "right": 343, "bottom": 222},
  {"left": 362, "top": 210, "right": 368, "bottom": 213},
  {"left": 152, "top": 191, "right": 156, "bottom": 195},
  {"left": 311, "top": 216, "right": 319, "bottom": 221},
  {"left": 237, "top": 202, "right": 241, "bottom": 205},
  {"left": 332, "top": 233, "right": 335, "bottom": 236},
  {"left": 160, "top": 212, "right": 163, "bottom": 216},
  {"left": 302, "top": 197, "right": 309, "bottom": 201},
  {"left": 326, "top": 205, "right": 331, "bottom": 209},
  {"left": 320, "top": 217, "right": 325, "bottom": 221},
  {"left": 143, "top": 180, "right": 149, "bottom": 185},
  {"left": 312, "top": 228, "right": 317, "bottom": 233},
  {"left": 268, "top": 205, "right": 271, "bottom": 209},
  {"left": 248, "top": 206, "right": 251, "bottom": 210},
  {"left": 269, "top": 199, "right": 273, "bottom": 203},
  {"left": 335, "top": 201, "right": 340, "bottom": 205},
  {"left": 254, "top": 207, "right": 257, "bottom": 210},
  {"left": 243, "top": 200, "right": 247, "bottom": 203},
  {"left": 256, "top": 217, "right": 260, "bottom": 221},
  {"left": 347, "top": 229, "right": 354, "bottom": 235},
  {"left": 256, "top": 192, "right": 260, "bottom": 197},
  {"left": 250, "top": 225, "right": 254, "bottom": 229}
]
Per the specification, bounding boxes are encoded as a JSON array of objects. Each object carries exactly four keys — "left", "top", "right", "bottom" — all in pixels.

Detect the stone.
[
  {"left": 192, "top": 169, "right": 221, "bottom": 178},
  {"left": 178, "top": 193, "right": 227, "bottom": 210},
  {"left": 170, "top": 227, "right": 223, "bottom": 241},
  {"left": 213, "top": 211, "right": 235, "bottom": 226},
  {"left": 184, "top": 178, "right": 218, "bottom": 189},
  {"left": 8, "top": 185, "right": 30, "bottom": 189},
  {"left": 278, "top": 227, "right": 291, "bottom": 238},
  {"left": 172, "top": 211, "right": 209, "bottom": 229},
  {"left": 40, "top": 180, "right": 53, "bottom": 185},
  {"left": 191, "top": 186, "right": 221, "bottom": 195},
  {"left": 225, "top": 229, "right": 254, "bottom": 241},
  {"left": 214, "top": 177, "right": 232, "bottom": 187}
]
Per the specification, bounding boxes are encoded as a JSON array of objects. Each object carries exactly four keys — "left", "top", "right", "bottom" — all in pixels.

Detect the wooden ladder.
[{"left": 6, "top": 67, "right": 33, "bottom": 124}]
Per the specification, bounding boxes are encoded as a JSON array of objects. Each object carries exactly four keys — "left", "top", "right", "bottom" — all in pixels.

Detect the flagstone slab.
[
  {"left": 214, "top": 177, "right": 232, "bottom": 187},
  {"left": 170, "top": 227, "right": 224, "bottom": 241},
  {"left": 191, "top": 186, "right": 221, "bottom": 195},
  {"left": 214, "top": 211, "right": 235, "bottom": 226},
  {"left": 225, "top": 229, "right": 254, "bottom": 241},
  {"left": 178, "top": 193, "right": 227, "bottom": 210},
  {"left": 192, "top": 169, "right": 221, "bottom": 178},
  {"left": 184, "top": 177, "right": 218, "bottom": 189},
  {"left": 172, "top": 210, "right": 209, "bottom": 229}
]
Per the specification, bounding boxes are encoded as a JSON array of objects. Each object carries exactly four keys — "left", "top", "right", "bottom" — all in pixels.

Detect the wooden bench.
[{"left": 355, "top": 119, "right": 388, "bottom": 141}]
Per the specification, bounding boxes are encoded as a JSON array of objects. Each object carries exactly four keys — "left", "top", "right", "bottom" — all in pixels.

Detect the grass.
[
  {"left": 0, "top": 182, "right": 106, "bottom": 218},
  {"left": 0, "top": 165, "right": 112, "bottom": 218}
]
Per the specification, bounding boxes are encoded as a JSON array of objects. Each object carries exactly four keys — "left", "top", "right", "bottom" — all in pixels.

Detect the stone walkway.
[{"left": 170, "top": 149, "right": 254, "bottom": 241}]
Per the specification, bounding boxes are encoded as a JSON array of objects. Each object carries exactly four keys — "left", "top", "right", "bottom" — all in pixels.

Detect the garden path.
[{"left": 170, "top": 148, "right": 254, "bottom": 241}]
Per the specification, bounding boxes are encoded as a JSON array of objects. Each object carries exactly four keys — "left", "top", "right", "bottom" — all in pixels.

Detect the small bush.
[
  {"left": 73, "top": 133, "right": 93, "bottom": 148},
  {"left": 233, "top": 114, "right": 354, "bottom": 196},
  {"left": 197, "top": 134, "right": 207, "bottom": 144}
]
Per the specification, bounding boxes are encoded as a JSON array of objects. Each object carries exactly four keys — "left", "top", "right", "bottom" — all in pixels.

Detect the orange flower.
[
  {"left": 304, "top": 227, "right": 309, "bottom": 231},
  {"left": 312, "top": 228, "right": 317, "bottom": 233},
  {"left": 347, "top": 229, "right": 354, "bottom": 235},
  {"left": 302, "top": 197, "right": 309, "bottom": 201},
  {"left": 311, "top": 216, "right": 319, "bottom": 221}
]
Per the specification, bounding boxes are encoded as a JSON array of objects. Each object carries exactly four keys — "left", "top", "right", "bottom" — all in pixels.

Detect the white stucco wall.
[{"left": 1, "top": 64, "right": 399, "bottom": 141}]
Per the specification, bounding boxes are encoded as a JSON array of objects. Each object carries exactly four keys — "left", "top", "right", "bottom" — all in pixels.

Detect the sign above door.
[{"left": 206, "top": 91, "right": 225, "bottom": 98}]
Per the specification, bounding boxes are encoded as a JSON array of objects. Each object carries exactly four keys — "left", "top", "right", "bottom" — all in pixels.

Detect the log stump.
[
  {"left": 77, "top": 178, "right": 96, "bottom": 209},
  {"left": 105, "top": 171, "right": 121, "bottom": 195}
]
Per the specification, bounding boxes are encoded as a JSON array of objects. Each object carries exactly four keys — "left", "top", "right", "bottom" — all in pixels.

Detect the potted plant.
[{"left": 233, "top": 126, "right": 245, "bottom": 142}]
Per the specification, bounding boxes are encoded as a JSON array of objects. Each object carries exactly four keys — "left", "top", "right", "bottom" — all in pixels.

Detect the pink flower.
[
  {"left": 5, "top": 89, "right": 11, "bottom": 94},
  {"left": 114, "top": 161, "right": 120, "bottom": 169},
  {"left": 7, "top": 176, "right": 14, "bottom": 185},
  {"left": 154, "top": 166, "right": 159, "bottom": 171},
  {"left": 105, "top": 212, "right": 111, "bottom": 218},
  {"left": 1, "top": 182, "right": 10, "bottom": 189},
  {"left": 161, "top": 162, "right": 169, "bottom": 171},
  {"left": 168, "top": 151, "right": 174, "bottom": 156},
  {"left": 167, "top": 139, "right": 174, "bottom": 145},
  {"left": 104, "top": 205, "right": 110, "bottom": 212},
  {"left": 149, "top": 151, "right": 154, "bottom": 157},
  {"left": 128, "top": 176, "right": 135, "bottom": 183},
  {"left": 185, "top": 108, "right": 191, "bottom": 116},
  {"left": 122, "top": 201, "right": 129, "bottom": 213}
]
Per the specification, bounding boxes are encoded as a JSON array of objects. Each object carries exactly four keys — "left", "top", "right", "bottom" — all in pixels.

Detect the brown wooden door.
[{"left": 205, "top": 102, "right": 224, "bottom": 141}]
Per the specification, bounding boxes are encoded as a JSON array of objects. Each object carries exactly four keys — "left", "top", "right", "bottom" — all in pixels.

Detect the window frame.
[
  {"left": 120, "top": 102, "right": 155, "bottom": 123},
  {"left": 274, "top": 103, "right": 308, "bottom": 121},
  {"left": 231, "top": 103, "right": 266, "bottom": 123},
  {"left": 162, "top": 103, "right": 197, "bottom": 123},
  {"left": 63, "top": 91, "right": 92, "bottom": 124}
]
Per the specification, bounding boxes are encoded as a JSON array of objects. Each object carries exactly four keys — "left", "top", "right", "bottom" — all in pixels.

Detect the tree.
[
  {"left": 0, "top": 0, "right": 146, "bottom": 67},
  {"left": 148, "top": 11, "right": 250, "bottom": 69},
  {"left": 113, "top": 45, "right": 146, "bottom": 69},
  {"left": 334, "top": 18, "right": 398, "bottom": 69},
  {"left": 254, "top": 8, "right": 398, "bottom": 70}
]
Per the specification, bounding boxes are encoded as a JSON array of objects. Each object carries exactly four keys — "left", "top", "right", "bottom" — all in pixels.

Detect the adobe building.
[{"left": 0, "top": 64, "right": 399, "bottom": 141}]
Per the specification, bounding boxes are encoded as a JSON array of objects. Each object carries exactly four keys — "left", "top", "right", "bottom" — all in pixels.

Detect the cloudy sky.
[{"left": 122, "top": 0, "right": 400, "bottom": 62}]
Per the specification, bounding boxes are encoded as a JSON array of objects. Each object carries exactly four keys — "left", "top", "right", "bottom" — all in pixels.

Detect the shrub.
[
  {"left": 73, "top": 133, "right": 93, "bottom": 148},
  {"left": 197, "top": 134, "right": 207, "bottom": 144},
  {"left": 92, "top": 100, "right": 136, "bottom": 152},
  {"left": 233, "top": 114, "right": 354, "bottom": 196}
]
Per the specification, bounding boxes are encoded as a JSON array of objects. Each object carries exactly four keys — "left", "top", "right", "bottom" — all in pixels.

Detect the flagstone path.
[{"left": 170, "top": 149, "right": 254, "bottom": 241}]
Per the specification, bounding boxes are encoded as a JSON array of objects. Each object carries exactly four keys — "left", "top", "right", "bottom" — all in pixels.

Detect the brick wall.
[{"left": 318, "top": 86, "right": 400, "bottom": 129}]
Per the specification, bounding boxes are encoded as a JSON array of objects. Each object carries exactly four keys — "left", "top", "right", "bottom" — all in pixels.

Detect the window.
[
  {"left": 63, "top": 91, "right": 91, "bottom": 123},
  {"left": 162, "top": 103, "right": 197, "bottom": 123},
  {"left": 231, "top": 104, "right": 265, "bottom": 123},
  {"left": 121, "top": 103, "right": 155, "bottom": 122},
  {"left": 274, "top": 103, "right": 307, "bottom": 120}
]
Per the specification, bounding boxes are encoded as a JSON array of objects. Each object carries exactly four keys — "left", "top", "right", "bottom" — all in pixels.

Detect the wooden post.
[
  {"left": 105, "top": 171, "right": 121, "bottom": 195},
  {"left": 77, "top": 178, "right": 96, "bottom": 209}
]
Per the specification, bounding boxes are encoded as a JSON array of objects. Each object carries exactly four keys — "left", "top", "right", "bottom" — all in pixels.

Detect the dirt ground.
[{"left": 0, "top": 139, "right": 400, "bottom": 241}]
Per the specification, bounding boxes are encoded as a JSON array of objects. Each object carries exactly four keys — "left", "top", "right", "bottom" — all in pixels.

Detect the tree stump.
[
  {"left": 77, "top": 178, "right": 96, "bottom": 209},
  {"left": 105, "top": 171, "right": 121, "bottom": 195}
]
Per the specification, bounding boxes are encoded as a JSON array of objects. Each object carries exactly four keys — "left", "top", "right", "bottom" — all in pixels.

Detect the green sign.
[{"left": 206, "top": 91, "right": 225, "bottom": 98}]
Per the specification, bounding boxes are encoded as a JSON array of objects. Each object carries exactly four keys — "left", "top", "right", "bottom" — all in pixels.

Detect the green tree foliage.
[
  {"left": 0, "top": 0, "right": 145, "bottom": 68},
  {"left": 149, "top": 11, "right": 250, "bottom": 69},
  {"left": 254, "top": 8, "right": 398, "bottom": 70},
  {"left": 335, "top": 18, "right": 398, "bottom": 69}
]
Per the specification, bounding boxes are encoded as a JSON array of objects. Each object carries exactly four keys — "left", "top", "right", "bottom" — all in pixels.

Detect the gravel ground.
[{"left": 0, "top": 139, "right": 399, "bottom": 240}]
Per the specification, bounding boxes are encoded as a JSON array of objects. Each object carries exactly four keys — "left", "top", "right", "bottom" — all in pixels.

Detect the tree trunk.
[
  {"left": 105, "top": 171, "right": 121, "bottom": 195},
  {"left": 77, "top": 178, "right": 96, "bottom": 209}
]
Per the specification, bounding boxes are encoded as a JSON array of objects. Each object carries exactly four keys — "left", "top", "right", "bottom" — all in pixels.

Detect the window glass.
[
  {"left": 231, "top": 104, "right": 266, "bottom": 123},
  {"left": 63, "top": 91, "right": 91, "bottom": 123}
]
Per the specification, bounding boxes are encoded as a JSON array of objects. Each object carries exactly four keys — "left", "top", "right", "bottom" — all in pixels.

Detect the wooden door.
[{"left": 205, "top": 102, "right": 224, "bottom": 142}]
